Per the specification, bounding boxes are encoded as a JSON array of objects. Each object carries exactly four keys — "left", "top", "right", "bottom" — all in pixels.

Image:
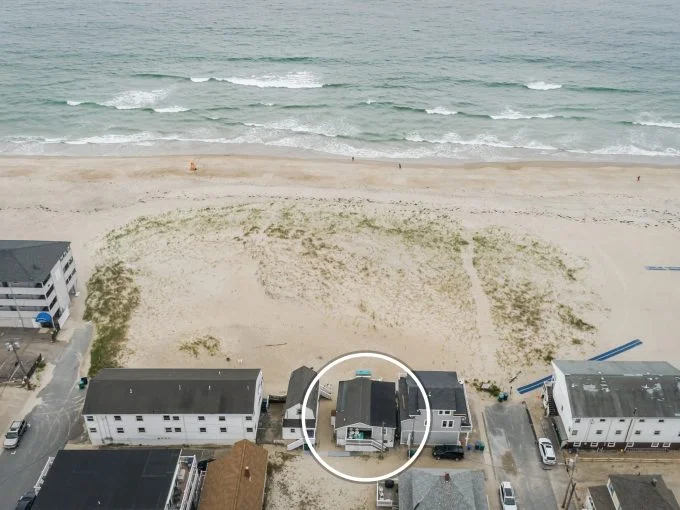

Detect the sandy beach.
[{"left": 2, "top": 155, "right": 680, "bottom": 506}]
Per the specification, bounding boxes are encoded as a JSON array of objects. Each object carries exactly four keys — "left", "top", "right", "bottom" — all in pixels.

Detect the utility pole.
[
  {"left": 562, "top": 456, "right": 578, "bottom": 509},
  {"left": 6, "top": 341, "right": 27, "bottom": 377},
  {"left": 8, "top": 282, "right": 26, "bottom": 328}
]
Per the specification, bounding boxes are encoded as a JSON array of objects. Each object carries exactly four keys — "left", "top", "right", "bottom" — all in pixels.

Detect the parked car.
[
  {"left": 432, "top": 444, "right": 465, "bottom": 461},
  {"left": 15, "top": 491, "right": 36, "bottom": 510},
  {"left": 499, "top": 481, "right": 518, "bottom": 510},
  {"left": 538, "top": 437, "right": 556, "bottom": 465},
  {"left": 4, "top": 419, "right": 29, "bottom": 449}
]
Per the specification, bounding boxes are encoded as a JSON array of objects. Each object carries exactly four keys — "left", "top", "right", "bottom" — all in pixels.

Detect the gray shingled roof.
[
  {"left": 609, "top": 475, "right": 680, "bottom": 510},
  {"left": 0, "top": 240, "right": 70, "bottom": 282},
  {"left": 33, "top": 449, "right": 180, "bottom": 510},
  {"left": 335, "top": 378, "right": 396, "bottom": 428},
  {"left": 554, "top": 361, "right": 680, "bottom": 418},
  {"left": 82, "top": 368, "right": 261, "bottom": 415},
  {"left": 398, "top": 371, "right": 469, "bottom": 420},
  {"left": 587, "top": 485, "right": 616, "bottom": 510},
  {"left": 284, "top": 366, "right": 318, "bottom": 413},
  {"left": 398, "top": 469, "right": 488, "bottom": 510}
]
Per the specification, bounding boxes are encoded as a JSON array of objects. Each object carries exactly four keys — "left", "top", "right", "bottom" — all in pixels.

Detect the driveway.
[
  {"left": 0, "top": 324, "right": 92, "bottom": 509},
  {"left": 485, "top": 403, "right": 558, "bottom": 510}
]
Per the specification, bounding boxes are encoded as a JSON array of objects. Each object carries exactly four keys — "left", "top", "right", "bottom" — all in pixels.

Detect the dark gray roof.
[
  {"left": 282, "top": 418, "right": 316, "bottom": 429},
  {"left": 609, "top": 475, "right": 680, "bottom": 510},
  {"left": 33, "top": 449, "right": 180, "bottom": 510},
  {"left": 335, "top": 378, "right": 396, "bottom": 428},
  {"left": 554, "top": 361, "right": 680, "bottom": 418},
  {"left": 82, "top": 368, "right": 261, "bottom": 415},
  {"left": 399, "top": 371, "right": 469, "bottom": 420},
  {"left": 399, "top": 469, "right": 488, "bottom": 510},
  {"left": 284, "top": 366, "right": 318, "bottom": 413},
  {"left": 0, "top": 240, "right": 70, "bottom": 282},
  {"left": 587, "top": 486, "right": 615, "bottom": 510}
]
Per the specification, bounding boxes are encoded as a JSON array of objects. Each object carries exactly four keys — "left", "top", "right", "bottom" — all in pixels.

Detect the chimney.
[
  {"left": 244, "top": 466, "right": 251, "bottom": 480},
  {"left": 651, "top": 478, "right": 658, "bottom": 487},
  {"left": 444, "top": 473, "right": 450, "bottom": 482}
]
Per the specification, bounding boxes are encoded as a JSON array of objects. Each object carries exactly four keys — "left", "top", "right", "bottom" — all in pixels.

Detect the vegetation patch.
[
  {"left": 84, "top": 261, "right": 140, "bottom": 376},
  {"left": 179, "top": 335, "right": 221, "bottom": 357},
  {"left": 471, "top": 379, "right": 502, "bottom": 397}
]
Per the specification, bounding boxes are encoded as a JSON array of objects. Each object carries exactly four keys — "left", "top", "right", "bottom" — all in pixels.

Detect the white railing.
[
  {"left": 319, "top": 384, "right": 332, "bottom": 399},
  {"left": 346, "top": 438, "right": 384, "bottom": 450},
  {"left": 287, "top": 437, "right": 305, "bottom": 450},
  {"left": 177, "top": 457, "right": 198, "bottom": 510},
  {"left": 34, "top": 456, "right": 55, "bottom": 494},
  {"left": 376, "top": 482, "right": 398, "bottom": 508}
]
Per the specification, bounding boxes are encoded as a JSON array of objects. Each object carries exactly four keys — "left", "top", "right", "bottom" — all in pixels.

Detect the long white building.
[
  {"left": 82, "top": 368, "right": 263, "bottom": 446},
  {"left": 0, "top": 241, "right": 77, "bottom": 328},
  {"left": 543, "top": 360, "right": 680, "bottom": 450}
]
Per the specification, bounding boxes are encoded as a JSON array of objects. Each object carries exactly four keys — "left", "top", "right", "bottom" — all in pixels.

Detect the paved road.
[
  {"left": 485, "top": 403, "right": 558, "bottom": 510},
  {"left": 0, "top": 324, "right": 92, "bottom": 510}
]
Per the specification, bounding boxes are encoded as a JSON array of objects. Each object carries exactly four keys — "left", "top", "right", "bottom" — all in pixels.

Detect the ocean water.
[{"left": 1, "top": 0, "right": 679, "bottom": 162}]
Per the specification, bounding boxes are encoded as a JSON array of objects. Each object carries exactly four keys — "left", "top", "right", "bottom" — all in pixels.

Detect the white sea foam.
[
  {"left": 490, "top": 108, "right": 555, "bottom": 120},
  {"left": 405, "top": 132, "right": 556, "bottom": 151},
  {"left": 526, "top": 81, "right": 562, "bottom": 90},
  {"left": 190, "top": 77, "right": 210, "bottom": 83},
  {"left": 634, "top": 120, "right": 680, "bottom": 129},
  {"left": 101, "top": 89, "right": 169, "bottom": 110},
  {"left": 246, "top": 118, "right": 357, "bottom": 138},
  {"left": 222, "top": 71, "right": 323, "bottom": 89},
  {"left": 426, "top": 107, "right": 458, "bottom": 116},
  {"left": 588, "top": 145, "right": 680, "bottom": 157},
  {"left": 65, "top": 132, "right": 159, "bottom": 145},
  {"left": 153, "top": 106, "right": 190, "bottom": 113},
  {"left": 66, "top": 100, "right": 83, "bottom": 106}
]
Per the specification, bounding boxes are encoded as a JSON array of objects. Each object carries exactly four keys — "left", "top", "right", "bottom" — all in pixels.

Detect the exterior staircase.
[
  {"left": 545, "top": 383, "right": 558, "bottom": 416},
  {"left": 319, "top": 383, "right": 332, "bottom": 399},
  {"left": 287, "top": 437, "right": 305, "bottom": 450}
]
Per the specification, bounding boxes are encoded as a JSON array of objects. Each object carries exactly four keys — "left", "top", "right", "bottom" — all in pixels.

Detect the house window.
[
  {"left": 198, "top": 416, "right": 205, "bottom": 421},
  {"left": 297, "top": 409, "right": 302, "bottom": 415},
  {"left": 114, "top": 416, "right": 121, "bottom": 421},
  {"left": 634, "top": 430, "right": 641, "bottom": 435},
  {"left": 638, "top": 419, "right": 645, "bottom": 423},
  {"left": 663, "top": 442, "right": 671, "bottom": 447},
  {"left": 138, "top": 427, "right": 146, "bottom": 433},
  {"left": 572, "top": 430, "right": 578, "bottom": 436},
  {"left": 165, "top": 427, "right": 172, "bottom": 433},
  {"left": 175, "top": 427, "right": 181, "bottom": 432},
  {"left": 219, "top": 416, "right": 225, "bottom": 421},
  {"left": 651, "top": 442, "right": 659, "bottom": 447},
  {"left": 607, "top": 442, "right": 616, "bottom": 447},
  {"left": 574, "top": 418, "right": 581, "bottom": 423},
  {"left": 246, "top": 416, "right": 252, "bottom": 421},
  {"left": 438, "top": 411, "right": 451, "bottom": 415},
  {"left": 199, "top": 427, "right": 206, "bottom": 433},
  {"left": 173, "top": 416, "right": 179, "bottom": 421},
  {"left": 442, "top": 420, "right": 454, "bottom": 428},
  {"left": 116, "top": 428, "right": 124, "bottom": 433},
  {"left": 136, "top": 416, "right": 143, "bottom": 422},
  {"left": 659, "top": 419, "right": 665, "bottom": 423},
  {"left": 626, "top": 442, "right": 634, "bottom": 447},
  {"left": 599, "top": 419, "right": 606, "bottom": 422},
  {"left": 615, "top": 430, "right": 622, "bottom": 435},
  {"left": 619, "top": 419, "right": 625, "bottom": 423},
  {"left": 654, "top": 431, "right": 661, "bottom": 435},
  {"left": 290, "top": 428, "right": 296, "bottom": 433},
  {"left": 163, "top": 415, "right": 170, "bottom": 421},
  {"left": 86, "top": 416, "right": 94, "bottom": 422},
  {"left": 89, "top": 428, "right": 97, "bottom": 433},
  {"left": 573, "top": 442, "right": 581, "bottom": 447},
  {"left": 246, "top": 427, "right": 253, "bottom": 433},
  {"left": 590, "top": 442, "right": 598, "bottom": 447},
  {"left": 220, "top": 427, "right": 227, "bottom": 433},
  {"left": 596, "top": 430, "right": 603, "bottom": 435}
]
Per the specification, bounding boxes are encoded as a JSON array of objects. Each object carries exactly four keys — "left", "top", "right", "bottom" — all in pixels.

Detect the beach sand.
[{"left": 2, "top": 155, "right": 680, "bottom": 506}]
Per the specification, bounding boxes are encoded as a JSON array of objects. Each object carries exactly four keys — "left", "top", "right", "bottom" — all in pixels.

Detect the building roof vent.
[
  {"left": 244, "top": 466, "right": 251, "bottom": 480},
  {"left": 651, "top": 478, "right": 658, "bottom": 487}
]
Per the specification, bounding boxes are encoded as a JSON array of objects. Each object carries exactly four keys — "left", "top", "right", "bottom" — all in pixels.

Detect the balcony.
[{"left": 377, "top": 480, "right": 399, "bottom": 509}]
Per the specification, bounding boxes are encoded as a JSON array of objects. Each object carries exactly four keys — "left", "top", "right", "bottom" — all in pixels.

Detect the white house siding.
[
  {"left": 282, "top": 399, "right": 319, "bottom": 441},
  {"left": 551, "top": 366, "right": 574, "bottom": 427},
  {"left": 400, "top": 411, "right": 469, "bottom": 446},
  {"left": 0, "top": 247, "right": 76, "bottom": 329},
  {"left": 85, "top": 413, "right": 258, "bottom": 446}
]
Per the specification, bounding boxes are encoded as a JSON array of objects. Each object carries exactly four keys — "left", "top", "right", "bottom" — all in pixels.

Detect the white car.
[
  {"left": 499, "top": 481, "right": 518, "bottom": 510},
  {"left": 538, "top": 437, "right": 557, "bottom": 465}
]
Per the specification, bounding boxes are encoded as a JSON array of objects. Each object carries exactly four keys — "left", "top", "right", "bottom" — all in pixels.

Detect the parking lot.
[{"left": 485, "top": 403, "right": 560, "bottom": 510}]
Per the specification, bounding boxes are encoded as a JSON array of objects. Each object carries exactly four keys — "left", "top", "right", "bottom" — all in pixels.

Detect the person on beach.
[
  {"left": 398, "top": 163, "right": 402, "bottom": 169},
  {"left": 637, "top": 175, "right": 640, "bottom": 182}
]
